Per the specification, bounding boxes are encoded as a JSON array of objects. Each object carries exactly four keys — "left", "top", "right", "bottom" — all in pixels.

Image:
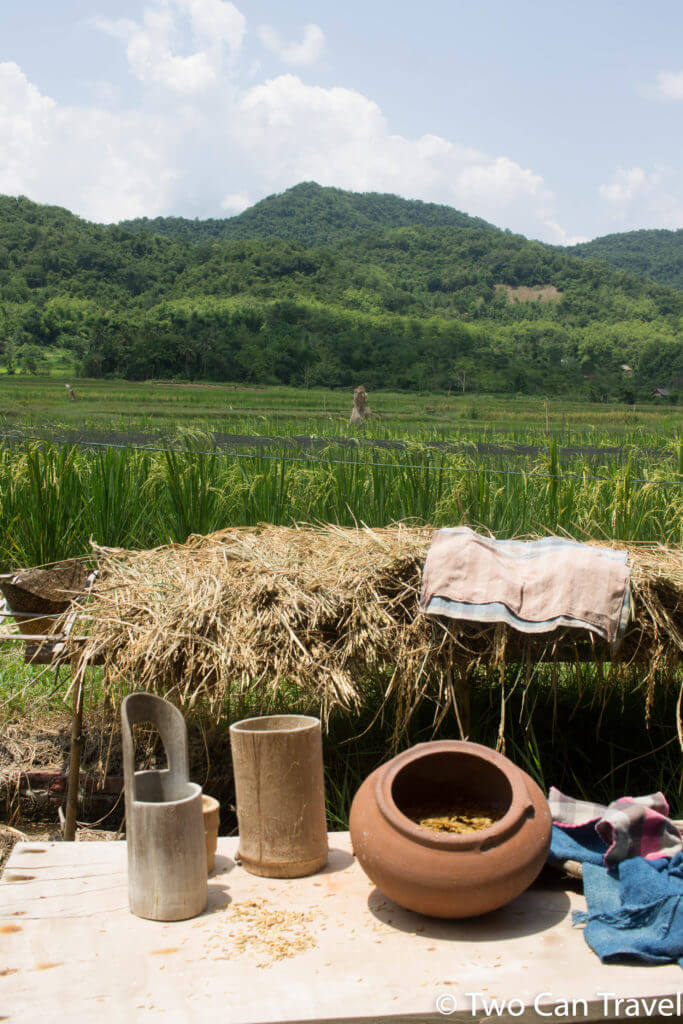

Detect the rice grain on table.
[{"left": 205, "top": 899, "right": 317, "bottom": 967}]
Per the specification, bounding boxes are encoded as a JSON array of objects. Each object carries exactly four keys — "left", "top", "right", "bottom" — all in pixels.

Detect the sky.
[{"left": 0, "top": 0, "right": 682, "bottom": 243}]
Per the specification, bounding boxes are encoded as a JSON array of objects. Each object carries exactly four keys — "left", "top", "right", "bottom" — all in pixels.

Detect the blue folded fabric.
[
  {"left": 550, "top": 825, "right": 683, "bottom": 966},
  {"left": 550, "top": 822, "right": 608, "bottom": 866}
]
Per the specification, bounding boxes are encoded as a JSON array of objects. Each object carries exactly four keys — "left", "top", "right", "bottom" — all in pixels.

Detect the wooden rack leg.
[
  {"left": 455, "top": 666, "right": 472, "bottom": 740},
  {"left": 64, "top": 670, "right": 85, "bottom": 842}
]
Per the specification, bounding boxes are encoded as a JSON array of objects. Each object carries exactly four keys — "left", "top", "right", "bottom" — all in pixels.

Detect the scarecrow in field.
[
  {"left": 349, "top": 385, "right": 370, "bottom": 425},
  {"left": 65, "top": 383, "right": 76, "bottom": 401}
]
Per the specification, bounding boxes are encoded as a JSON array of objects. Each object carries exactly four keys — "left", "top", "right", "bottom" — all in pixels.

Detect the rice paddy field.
[
  {"left": 2, "top": 374, "right": 682, "bottom": 437},
  {"left": 0, "top": 375, "right": 681, "bottom": 568},
  {"left": 0, "top": 375, "right": 681, "bottom": 830}
]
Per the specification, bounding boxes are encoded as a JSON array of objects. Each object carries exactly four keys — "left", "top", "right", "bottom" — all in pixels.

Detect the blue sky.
[{"left": 1, "top": 0, "right": 681, "bottom": 242}]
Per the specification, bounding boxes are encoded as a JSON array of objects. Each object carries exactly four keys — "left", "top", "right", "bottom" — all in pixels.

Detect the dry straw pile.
[{"left": 72, "top": 526, "right": 682, "bottom": 742}]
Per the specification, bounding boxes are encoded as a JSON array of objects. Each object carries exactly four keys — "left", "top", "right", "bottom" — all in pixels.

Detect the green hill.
[
  {"left": 120, "top": 182, "right": 495, "bottom": 247},
  {"left": 564, "top": 229, "right": 683, "bottom": 290},
  {"left": 123, "top": 183, "right": 683, "bottom": 293},
  {"left": 0, "top": 190, "right": 681, "bottom": 397}
]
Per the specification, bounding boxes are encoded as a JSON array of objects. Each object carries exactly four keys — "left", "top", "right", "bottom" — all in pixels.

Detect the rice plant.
[{"left": 0, "top": 431, "right": 680, "bottom": 572}]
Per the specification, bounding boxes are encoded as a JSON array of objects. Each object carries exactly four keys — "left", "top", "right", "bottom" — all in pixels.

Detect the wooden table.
[{"left": 1, "top": 834, "right": 681, "bottom": 1023}]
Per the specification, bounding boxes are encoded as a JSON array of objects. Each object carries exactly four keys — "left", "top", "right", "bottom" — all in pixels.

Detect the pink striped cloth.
[
  {"left": 420, "top": 528, "right": 630, "bottom": 645},
  {"left": 549, "top": 787, "right": 683, "bottom": 866}
]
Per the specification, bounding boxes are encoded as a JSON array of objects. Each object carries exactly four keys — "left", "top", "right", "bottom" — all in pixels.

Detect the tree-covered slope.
[
  {"left": 0, "top": 192, "right": 681, "bottom": 397},
  {"left": 564, "top": 229, "right": 683, "bottom": 290},
  {"left": 121, "top": 183, "right": 683, "bottom": 295},
  {"left": 120, "top": 182, "right": 495, "bottom": 247}
]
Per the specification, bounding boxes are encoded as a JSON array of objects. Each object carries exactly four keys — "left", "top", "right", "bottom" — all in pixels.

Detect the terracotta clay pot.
[
  {"left": 202, "top": 795, "right": 220, "bottom": 874},
  {"left": 349, "top": 740, "right": 551, "bottom": 918}
]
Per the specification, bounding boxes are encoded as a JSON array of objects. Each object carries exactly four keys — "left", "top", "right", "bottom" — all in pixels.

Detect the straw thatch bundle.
[
  {"left": 72, "top": 527, "right": 682, "bottom": 741},
  {"left": 350, "top": 386, "right": 370, "bottom": 425}
]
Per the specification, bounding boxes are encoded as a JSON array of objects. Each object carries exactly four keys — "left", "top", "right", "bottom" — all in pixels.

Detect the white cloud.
[
  {"left": 1, "top": 16, "right": 569, "bottom": 238},
  {"left": 599, "top": 166, "right": 683, "bottom": 229},
  {"left": 94, "top": 0, "right": 245, "bottom": 94},
  {"left": 600, "top": 167, "right": 649, "bottom": 205},
  {"left": 258, "top": 24, "right": 325, "bottom": 66},
  {"left": 544, "top": 221, "right": 589, "bottom": 247},
  {"left": 0, "top": 63, "right": 55, "bottom": 195},
  {"left": 456, "top": 156, "right": 545, "bottom": 209},
  {"left": 182, "top": 0, "right": 246, "bottom": 52},
  {"left": 221, "top": 192, "right": 251, "bottom": 214},
  {"left": 0, "top": 61, "right": 176, "bottom": 221},
  {"left": 133, "top": 46, "right": 216, "bottom": 94},
  {"left": 236, "top": 75, "right": 552, "bottom": 233},
  {"left": 653, "top": 70, "right": 683, "bottom": 100}
]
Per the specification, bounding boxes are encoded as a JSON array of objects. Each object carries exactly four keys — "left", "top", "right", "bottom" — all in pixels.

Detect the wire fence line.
[{"left": 0, "top": 430, "right": 680, "bottom": 488}]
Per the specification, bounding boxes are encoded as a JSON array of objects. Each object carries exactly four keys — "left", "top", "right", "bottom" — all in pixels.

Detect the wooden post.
[
  {"left": 545, "top": 395, "right": 550, "bottom": 435},
  {"left": 63, "top": 670, "right": 84, "bottom": 842}
]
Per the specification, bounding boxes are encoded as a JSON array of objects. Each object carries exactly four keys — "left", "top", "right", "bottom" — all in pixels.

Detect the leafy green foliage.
[
  {"left": 121, "top": 181, "right": 494, "bottom": 246},
  {"left": 0, "top": 436, "right": 679, "bottom": 572},
  {"left": 565, "top": 229, "right": 683, "bottom": 290},
  {"left": 0, "top": 186, "right": 681, "bottom": 398}
]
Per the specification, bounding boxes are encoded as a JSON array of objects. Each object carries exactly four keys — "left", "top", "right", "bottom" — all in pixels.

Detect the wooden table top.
[{"left": 1, "top": 833, "right": 680, "bottom": 1023}]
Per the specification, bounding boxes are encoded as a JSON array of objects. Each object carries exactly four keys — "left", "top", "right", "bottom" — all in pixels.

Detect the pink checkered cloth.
[{"left": 549, "top": 787, "right": 683, "bottom": 866}]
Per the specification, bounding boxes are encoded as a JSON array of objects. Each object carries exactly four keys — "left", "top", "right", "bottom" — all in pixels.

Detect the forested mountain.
[
  {"left": 124, "top": 184, "right": 683, "bottom": 293},
  {"left": 564, "top": 229, "right": 683, "bottom": 291},
  {"left": 0, "top": 190, "right": 681, "bottom": 398},
  {"left": 120, "top": 182, "right": 495, "bottom": 247}
]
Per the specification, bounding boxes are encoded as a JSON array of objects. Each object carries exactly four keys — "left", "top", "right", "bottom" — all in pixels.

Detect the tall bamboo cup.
[{"left": 230, "top": 714, "right": 328, "bottom": 877}]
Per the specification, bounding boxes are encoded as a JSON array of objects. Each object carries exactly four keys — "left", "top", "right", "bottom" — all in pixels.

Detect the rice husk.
[{"left": 201, "top": 899, "right": 316, "bottom": 968}]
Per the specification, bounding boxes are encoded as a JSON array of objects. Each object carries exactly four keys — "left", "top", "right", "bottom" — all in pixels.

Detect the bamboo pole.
[{"left": 63, "top": 669, "right": 84, "bottom": 842}]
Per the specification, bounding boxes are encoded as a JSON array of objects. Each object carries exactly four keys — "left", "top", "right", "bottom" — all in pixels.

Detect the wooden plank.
[
  {"left": 1, "top": 834, "right": 682, "bottom": 1023},
  {"left": 280, "top": 1001, "right": 682, "bottom": 1024},
  {"left": 280, "top": 1009, "right": 680, "bottom": 1024},
  {"left": 439, "top": 623, "right": 644, "bottom": 664}
]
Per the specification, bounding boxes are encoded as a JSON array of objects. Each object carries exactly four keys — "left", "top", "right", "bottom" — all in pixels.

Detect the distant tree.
[{"left": 16, "top": 343, "right": 45, "bottom": 374}]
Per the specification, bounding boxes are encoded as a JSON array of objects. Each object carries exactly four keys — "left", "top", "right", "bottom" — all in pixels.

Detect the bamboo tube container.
[{"left": 230, "top": 715, "right": 328, "bottom": 877}]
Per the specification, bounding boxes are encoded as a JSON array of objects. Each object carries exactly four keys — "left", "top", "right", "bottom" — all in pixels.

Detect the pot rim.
[
  {"left": 131, "top": 776, "right": 203, "bottom": 809},
  {"left": 230, "top": 714, "right": 321, "bottom": 735},
  {"left": 376, "top": 740, "right": 534, "bottom": 852}
]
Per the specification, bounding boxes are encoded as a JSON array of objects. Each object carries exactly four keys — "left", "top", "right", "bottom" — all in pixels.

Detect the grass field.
[
  {"left": 1, "top": 374, "right": 682, "bottom": 442},
  {"left": 0, "top": 376, "right": 681, "bottom": 825}
]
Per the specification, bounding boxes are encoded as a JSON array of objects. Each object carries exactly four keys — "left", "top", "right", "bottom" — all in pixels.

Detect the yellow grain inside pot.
[{"left": 414, "top": 806, "right": 500, "bottom": 834}]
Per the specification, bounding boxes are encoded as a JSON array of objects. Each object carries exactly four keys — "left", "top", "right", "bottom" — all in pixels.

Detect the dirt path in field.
[{"left": 0, "top": 426, "right": 670, "bottom": 463}]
